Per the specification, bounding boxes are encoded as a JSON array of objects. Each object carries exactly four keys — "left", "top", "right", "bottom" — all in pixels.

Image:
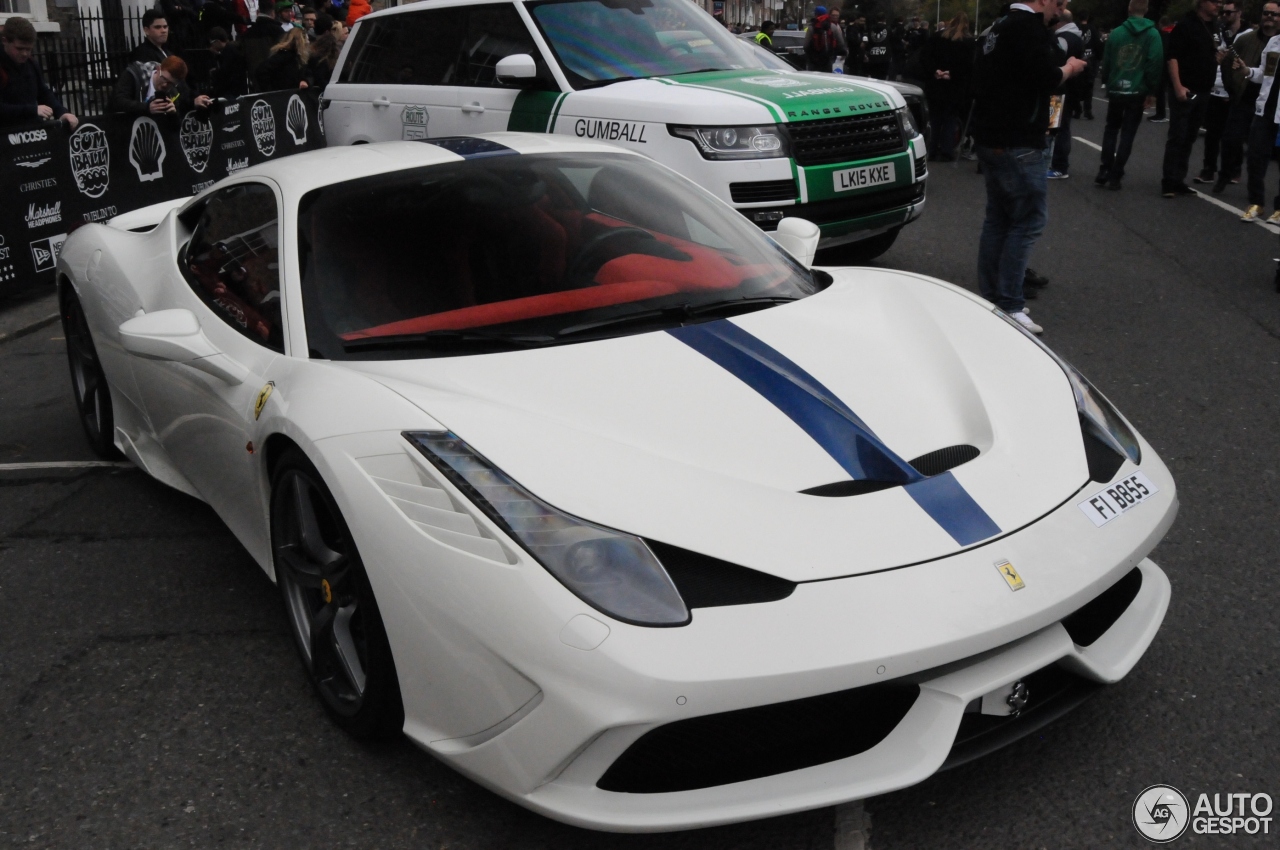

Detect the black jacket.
[
  {"left": 128, "top": 39, "right": 171, "bottom": 65},
  {"left": 0, "top": 52, "right": 68, "bottom": 126},
  {"left": 253, "top": 48, "right": 311, "bottom": 92},
  {"left": 110, "top": 60, "right": 197, "bottom": 117},
  {"left": 209, "top": 42, "right": 249, "bottom": 99},
  {"left": 974, "top": 8, "right": 1063, "bottom": 149},
  {"left": 921, "top": 32, "right": 974, "bottom": 109},
  {"left": 1167, "top": 11, "right": 1217, "bottom": 94},
  {"left": 1053, "top": 24, "right": 1087, "bottom": 99}
]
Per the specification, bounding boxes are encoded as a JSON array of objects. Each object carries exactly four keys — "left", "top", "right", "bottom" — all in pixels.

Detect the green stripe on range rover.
[
  {"left": 654, "top": 69, "right": 894, "bottom": 124},
  {"left": 508, "top": 90, "right": 570, "bottom": 132}
]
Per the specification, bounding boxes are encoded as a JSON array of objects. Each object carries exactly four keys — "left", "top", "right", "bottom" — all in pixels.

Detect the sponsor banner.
[{"left": 0, "top": 88, "right": 324, "bottom": 291}]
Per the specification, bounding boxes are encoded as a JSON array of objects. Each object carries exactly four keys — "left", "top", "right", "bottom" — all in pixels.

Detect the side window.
[
  {"left": 338, "top": 9, "right": 468, "bottom": 85},
  {"left": 181, "top": 183, "right": 285, "bottom": 353},
  {"left": 452, "top": 5, "right": 556, "bottom": 89}
]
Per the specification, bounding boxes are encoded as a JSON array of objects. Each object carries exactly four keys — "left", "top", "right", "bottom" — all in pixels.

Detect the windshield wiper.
[
  {"left": 341, "top": 328, "right": 554, "bottom": 352},
  {"left": 670, "top": 67, "right": 734, "bottom": 76},
  {"left": 554, "top": 296, "right": 798, "bottom": 339},
  {"left": 580, "top": 75, "right": 648, "bottom": 89}
]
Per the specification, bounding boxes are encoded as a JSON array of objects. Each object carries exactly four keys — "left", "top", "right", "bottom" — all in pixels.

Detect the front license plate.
[
  {"left": 833, "top": 162, "right": 896, "bottom": 193},
  {"left": 1077, "top": 471, "right": 1159, "bottom": 527}
]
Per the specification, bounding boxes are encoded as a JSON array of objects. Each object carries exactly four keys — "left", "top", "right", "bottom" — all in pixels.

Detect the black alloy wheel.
[
  {"left": 271, "top": 448, "right": 403, "bottom": 739},
  {"left": 59, "top": 285, "right": 122, "bottom": 459}
]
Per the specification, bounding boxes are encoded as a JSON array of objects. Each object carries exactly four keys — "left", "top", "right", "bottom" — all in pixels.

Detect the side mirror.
[
  {"left": 119, "top": 308, "right": 248, "bottom": 385},
  {"left": 772, "top": 217, "right": 821, "bottom": 268},
  {"left": 495, "top": 53, "right": 538, "bottom": 84}
]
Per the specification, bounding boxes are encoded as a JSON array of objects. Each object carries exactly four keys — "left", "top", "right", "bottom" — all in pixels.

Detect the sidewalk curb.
[{"left": 0, "top": 311, "right": 60, "bottom": 346}]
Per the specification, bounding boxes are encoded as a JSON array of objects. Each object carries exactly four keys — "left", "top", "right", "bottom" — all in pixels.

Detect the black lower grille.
[
  {"left": 730, "top": 179, "right": 798, "bottom": 204},
  {"left": 785, "top": 111, "right": 907, "bottom": 167},
  {"left": 914, "top": 154, "right": 927, "bottom": 179},
  {"left": 746, "top": 181, "right": 925, "bottom": 230},
  {"left": 645, "top": 540, "right": 796, "bottom": 609},
  {"left": 597, "top": 682, "right": 920, "bottom": 793},
  {"left": 1063, "top": 568, "right": 1143, "bottom": 647},
  {"left": 943, "top": 664, "right": 1101, "bottom": 770},
  {"left": 908, "top": 444, "right": 980, "bottom": 477}
]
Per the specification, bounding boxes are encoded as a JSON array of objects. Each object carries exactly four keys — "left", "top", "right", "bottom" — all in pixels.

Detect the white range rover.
[{"left": 322, "top": 0, "right": 928, "bottom": 258}]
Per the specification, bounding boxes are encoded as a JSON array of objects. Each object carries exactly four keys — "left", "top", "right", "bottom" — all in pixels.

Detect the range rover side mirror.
[{"left": 495, "top": 54, "right": 538, "bottom": 84}]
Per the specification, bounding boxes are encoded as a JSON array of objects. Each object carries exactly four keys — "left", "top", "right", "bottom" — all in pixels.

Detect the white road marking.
[
  {"left": 0, "top": 461, "right": 133, "bottom": 470},
  {"left": 1072, "top": 136, "right": 1280, "bottom": 234},
  {"left": 834, "top": 801, "right": 871, "bottom": 850}
]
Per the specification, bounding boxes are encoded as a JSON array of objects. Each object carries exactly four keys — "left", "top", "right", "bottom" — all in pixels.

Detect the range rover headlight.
[
  {"left": 405, "top": 431, "right": 690, "bottom": 627},
  {"left": 995, "top": 309, "right": 1141, "bottom": 467},
  {"left": 897, "top": 105, "right": 919, "bottom": 138},
  {"left": 669, "top": 124, "right": 789, "bottom": 160}
]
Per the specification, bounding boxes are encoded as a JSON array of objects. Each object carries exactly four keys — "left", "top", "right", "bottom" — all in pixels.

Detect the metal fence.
[{"left": 34, "top": 10, "right": 214, "bottom": 116}]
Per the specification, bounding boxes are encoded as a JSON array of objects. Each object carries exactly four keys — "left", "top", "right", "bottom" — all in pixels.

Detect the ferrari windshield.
[
  {"left": 297, "top": 151, "right": 820, "bottom": 359},
  {"left": 527, "top": 0, "right": 765, "bottom": 87}
]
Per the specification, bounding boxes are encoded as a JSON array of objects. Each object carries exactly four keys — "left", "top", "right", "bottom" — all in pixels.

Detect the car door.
[
  {"left": 450, "top": 3, "right": 560, "bottom": 134},
  {"left": 325, "top": 6, "right": 469, "bottom": 142},
  {"left": 130, "top": 181, "right": 286, "bottom": 559}
]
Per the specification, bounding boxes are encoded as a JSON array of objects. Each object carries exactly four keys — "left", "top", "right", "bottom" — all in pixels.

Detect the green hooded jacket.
[{"left": 1100, "top": 16, "right": 1165, "bottom": 99}]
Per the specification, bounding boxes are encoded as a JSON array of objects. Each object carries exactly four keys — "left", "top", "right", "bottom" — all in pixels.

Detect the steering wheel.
[{"left": 564, "top": 226, "right": 658, "bottom": 287}]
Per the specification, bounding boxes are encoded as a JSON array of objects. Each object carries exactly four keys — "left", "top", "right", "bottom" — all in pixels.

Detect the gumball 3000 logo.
[
  {"left": 179, "top": 112, "right": 213, "bottom": 173},
  {"left": 250, "top": 99, "right": 276, "bottom": 157},
  {"left": 68, "top": 123, "right": 109, "bottom": 198}
]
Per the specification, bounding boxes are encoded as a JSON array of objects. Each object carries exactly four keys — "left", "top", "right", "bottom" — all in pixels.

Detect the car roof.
[{"left": 194, "top": 134, "right": 647, "bottom": 203}]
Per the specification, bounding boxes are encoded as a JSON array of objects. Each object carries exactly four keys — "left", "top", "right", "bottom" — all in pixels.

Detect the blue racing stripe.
[
  {"left": 668, "top": 320, "right": 1002, "bottom": 546},
  {"left": 421, "top": 137, "right": 518, "bottom": 159}
]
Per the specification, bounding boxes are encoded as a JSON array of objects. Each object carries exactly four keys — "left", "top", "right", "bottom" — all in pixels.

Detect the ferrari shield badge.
[
  {"left": 994, "top": 560, "right": 1025, "bottom": 591},
  {"left": 253, "top": 381, "right": 275, "bottom": 420}
]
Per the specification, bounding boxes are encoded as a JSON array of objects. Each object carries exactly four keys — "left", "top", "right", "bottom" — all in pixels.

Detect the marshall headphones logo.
[
  {"left": 179, "top": 112, "right": 213, "bottom": 173},
  {"left": 250, "top": 99, "right": 276, "bottom": 157},
  {"left": 25, "top": 201, "right": 61, "bottom": 229},
  {"left": 227, "top": 156, "right": 249, "bottom": 174},
  {"left": 285, "top": 93, "right": 309, "bottom": 145},
  {"left": 8, "top": 128, "right": 48, "bottom": 145},
  {"left": 401, "top": 105, "right": 428, "bottom": 140},
  {"left": 128, "top": 117, "right": 167, "bottom": 182},
  {"left": 69, "top": 123, "right": 110, "bottom": 198}
]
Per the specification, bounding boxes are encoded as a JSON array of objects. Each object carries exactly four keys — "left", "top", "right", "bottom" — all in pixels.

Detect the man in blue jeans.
[{"left": 972, "top": 0, "right": 1087, "bottom": 334}]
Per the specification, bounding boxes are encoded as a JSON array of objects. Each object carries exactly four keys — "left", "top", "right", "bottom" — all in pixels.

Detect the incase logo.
[
  {"left": 8, "top": 128, "right": 48, "bottom": 144},
  {"left": 25, "top": 201, "right": 61, "bottom": 229}
]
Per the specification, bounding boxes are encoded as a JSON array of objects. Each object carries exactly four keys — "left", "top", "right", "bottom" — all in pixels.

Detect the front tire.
[
  {"left": 271, "top": 448, "right": 404, "bottom": 739},
  {"left": 59, "top": 284, "right": 122, "bottom": 459}
]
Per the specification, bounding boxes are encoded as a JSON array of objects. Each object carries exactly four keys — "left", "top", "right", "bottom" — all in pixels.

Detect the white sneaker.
[{"left": 1010, "top": 309, "right": 1044, "bottom": 334}]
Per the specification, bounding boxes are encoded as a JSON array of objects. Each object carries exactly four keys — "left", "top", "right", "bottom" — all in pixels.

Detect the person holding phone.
[
  {"left": 1161, "top": 0, "right": 1222, "bottom": 197},
  {"left": 110, "top": 55, "right": 211, "bottom": 118}
]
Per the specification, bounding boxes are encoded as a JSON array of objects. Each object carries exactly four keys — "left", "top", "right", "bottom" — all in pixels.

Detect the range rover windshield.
[
  {"left": 297, "top": 151, "right": 822, "bottom": 360},
  {"left": 527, "top": 0, "right": 768, "bottom": 88}
]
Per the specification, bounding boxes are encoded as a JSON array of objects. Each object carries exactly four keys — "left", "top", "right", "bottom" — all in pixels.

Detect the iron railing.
[{"left": 34, "top": 10, "right": 214, "bottom": 116}]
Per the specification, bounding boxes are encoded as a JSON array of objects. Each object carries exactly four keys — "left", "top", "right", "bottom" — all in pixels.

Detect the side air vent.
[
  {"left": 729, "top": 179, "right": 798, "bottom": 204},
  {"left": 908, "top": 444, "right": 980, "bottom": 476},
  {"left": 597, "top": 681, "right": 920, "bottom": 793},
  {"left": 646, "top": 540, "right": 795, "bottom": 608},
  {"left": 1082, "top": 421, "right": 1126, "bottom": 483},
  {"left": 356, "top": 452, "right": 513, "bottom": 564},
  {"left": 914, "top": 154, "right": 927, "bottom": 179},
  {"left": 1062, "top": 567, "right": 1143, "bottom": 647}
]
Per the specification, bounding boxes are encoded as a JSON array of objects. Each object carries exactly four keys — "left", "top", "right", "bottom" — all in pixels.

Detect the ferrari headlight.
[
  {"left": 669, "top": 124, "right": 788, "bottom": 160},
  {"left": 897, "top": 105, "right": 918, "bottom": 138},
  {"left": 995, "top": 309, "right": 1141, "bottom": 466},
  {"left": 404, "top": 431, "right": 690, "bottom": 627}
]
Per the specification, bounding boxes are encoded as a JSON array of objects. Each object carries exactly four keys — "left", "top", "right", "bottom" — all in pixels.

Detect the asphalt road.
[{"left": 1, "top": 104, "right": 1278, "bottom": 849}]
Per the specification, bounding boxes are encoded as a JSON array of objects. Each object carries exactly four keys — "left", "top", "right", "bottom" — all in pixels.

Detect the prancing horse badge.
[
  {"left": 254, "top": 381, "right": 275, "bottom": 420},
  {"left": 994, "top": 559, "right": 1025, "bottom": 591}
]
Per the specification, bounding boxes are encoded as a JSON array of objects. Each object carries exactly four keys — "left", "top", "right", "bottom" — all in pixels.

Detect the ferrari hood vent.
[
  {"left": 908, "top": 444, "right": 981, "bottom": 477},
  {"left": 801, "top": 445, "right": 980, "bottom": 497}
]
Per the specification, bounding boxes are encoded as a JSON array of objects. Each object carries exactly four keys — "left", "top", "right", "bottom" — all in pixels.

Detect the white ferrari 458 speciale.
[{"left": 56, "top": 133, "right": 1176, "bottom": 832}]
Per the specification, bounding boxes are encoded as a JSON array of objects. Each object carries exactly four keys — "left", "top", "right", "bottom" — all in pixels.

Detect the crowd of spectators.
[{"left": 0, "top": 0, "right": 354, "bottom": 133}]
